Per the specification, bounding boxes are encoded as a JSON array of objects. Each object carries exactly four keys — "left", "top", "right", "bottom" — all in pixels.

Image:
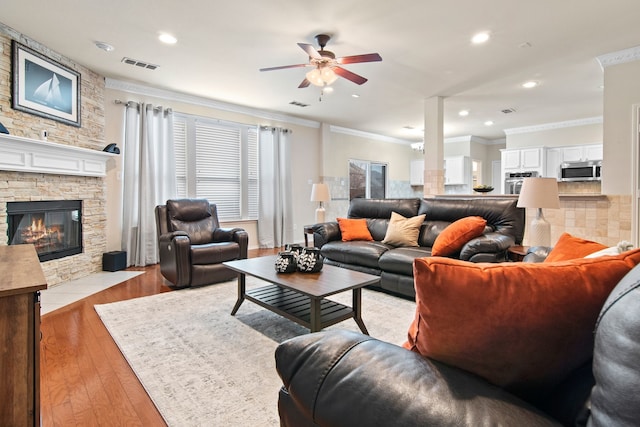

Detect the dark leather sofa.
[
  {"left": 310, "top": 197, "right": 524, "bottom": 298},
  {"left": 275, "top": 262, "right": 640, "bottom": 427}
]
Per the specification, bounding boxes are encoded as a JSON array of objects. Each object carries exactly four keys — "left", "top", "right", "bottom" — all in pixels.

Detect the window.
[
  {"left": 349, "top": 159, "right": 387, "bottom": 200},
  {"left": 173, "top": 113, "right": 258, "bottom": 221}
]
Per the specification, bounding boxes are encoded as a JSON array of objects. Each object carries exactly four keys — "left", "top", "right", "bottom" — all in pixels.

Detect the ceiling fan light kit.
[{"left": 260, "top": 33, "right": 382, "bottom": 89}]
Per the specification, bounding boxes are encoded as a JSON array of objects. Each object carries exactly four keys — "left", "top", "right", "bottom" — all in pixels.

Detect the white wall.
[
  {"left": 320, "top": 126, "right": 419, "bottom": 221},
  {"left": 603, "top": 59, "right": 640, "bottom": 195},
  {"left": 506, "top": 122, "right": 602, "bottom": 149}
]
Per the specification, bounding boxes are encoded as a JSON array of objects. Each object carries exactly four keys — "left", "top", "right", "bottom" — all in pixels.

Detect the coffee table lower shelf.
[{"left": 246, "top": 284, "right": 355, "bottom": 332}]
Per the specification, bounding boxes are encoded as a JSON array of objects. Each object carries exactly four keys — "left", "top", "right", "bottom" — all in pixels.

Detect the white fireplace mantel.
[{"left": 0, "top": 134, "right": 115, "bottom": 177}]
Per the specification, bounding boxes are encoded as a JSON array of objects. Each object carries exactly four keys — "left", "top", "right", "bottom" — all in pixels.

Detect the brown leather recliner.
[{"left": 155, "top": 199, "right": 248, "bottom": 288}]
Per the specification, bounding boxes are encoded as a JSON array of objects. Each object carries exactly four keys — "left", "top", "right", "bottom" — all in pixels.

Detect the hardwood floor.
[{"left": 40, "top": 248, "right": 278, "bottom": 426}]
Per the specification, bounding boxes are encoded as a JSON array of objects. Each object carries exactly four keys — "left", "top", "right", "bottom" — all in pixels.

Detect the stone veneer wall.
[
  {"left": 527, "top": 195, "right": 631, "bottom": 247},
  {"left": 0, "top": 24, "right": 107, "bottom": 286},
  {"left": 0, "top": 173, "right": 106, "bottom": 285}
]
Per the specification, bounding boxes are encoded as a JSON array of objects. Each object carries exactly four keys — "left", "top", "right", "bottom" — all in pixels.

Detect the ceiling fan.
[{"left": 260, "top": 34, "right": 382, "bottom": 88}]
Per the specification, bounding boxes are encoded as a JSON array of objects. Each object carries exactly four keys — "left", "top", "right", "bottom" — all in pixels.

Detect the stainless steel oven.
[{"left": 504, "top": 171, "right": 538, "bottom": 194}]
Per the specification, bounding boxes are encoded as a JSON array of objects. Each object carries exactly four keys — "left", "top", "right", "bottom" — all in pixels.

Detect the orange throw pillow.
[
  {"left": 337, "top": 218, "right": 373, "bottom": 242},
  {"left": 431, "top": 216, "right": 487, "bottom": 256},
  {"left": 545, "top": 232, "right": 608, "bottom": 262},
  {"left": 403, "top": 248, "right": 640, "bottom": 402}
]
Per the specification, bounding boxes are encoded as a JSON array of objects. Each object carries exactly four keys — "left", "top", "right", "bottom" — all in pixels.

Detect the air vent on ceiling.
[
  {"left": 121, "top": 57, "right": 160, "bottom": 70},
  {"left": 501, "top": 108, "right": 517, "bottom": 114},
  {"left": 289, "top": 101, "right": 309, "bottom": 107}
]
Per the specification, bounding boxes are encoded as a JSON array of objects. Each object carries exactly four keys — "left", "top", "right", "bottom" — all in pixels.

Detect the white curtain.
[
  {"left": 258, "top": 126, "right": 294, "bottom": 247},
  {"left": 121, "top": 103, "right": 177, "bottom": 266}
]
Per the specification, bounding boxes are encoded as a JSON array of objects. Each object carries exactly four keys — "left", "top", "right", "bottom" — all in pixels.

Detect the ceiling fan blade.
[
  {"left": 260, "top": 63, "right": 309, "bottom": 72},
  {"left": 334, "top": 66, "right": 368, "bottom": 85},
  {"left": 298, "top": 78, "right": 311, "bottom": 88},
  {"left": 337, "top": 53, "right": 382, "bottom": 64},
  {"left": 298, "top": 43, "right": 321, "bottom": 59}
]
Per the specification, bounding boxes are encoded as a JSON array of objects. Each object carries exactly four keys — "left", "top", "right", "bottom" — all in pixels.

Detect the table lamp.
[
  {"left": 310, "top": 183, "right": 331, "bottom": 223},
  {"left": 516, "top": 177, "right": 560, "bottom": 247}
]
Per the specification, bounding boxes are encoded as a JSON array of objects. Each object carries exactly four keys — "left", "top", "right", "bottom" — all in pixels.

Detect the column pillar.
[{"left": 423, "top": 96, "right": 445, "bottom": 196}]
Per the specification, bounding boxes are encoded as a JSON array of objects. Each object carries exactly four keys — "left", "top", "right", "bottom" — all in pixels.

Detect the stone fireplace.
[
  {"left": 0, "top": 134, "right": 114, "bottom": 285},
  {"left": 7, "top": 200, "right": 83, "bottom": 262}
]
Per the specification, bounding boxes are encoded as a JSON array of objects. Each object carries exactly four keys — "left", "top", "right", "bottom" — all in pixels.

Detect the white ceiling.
[{"left": 3, "top": 0, "right": 640, "bottom": 142}]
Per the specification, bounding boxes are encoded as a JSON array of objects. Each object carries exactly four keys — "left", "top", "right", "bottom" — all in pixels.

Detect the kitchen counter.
[{"left": 433, "top": 194, "right": 607, "bottom": 200}]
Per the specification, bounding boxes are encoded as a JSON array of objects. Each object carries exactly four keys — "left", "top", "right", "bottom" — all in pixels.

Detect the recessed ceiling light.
[
  {"left": 351, "top": 94, "right": 360, "bottom": 98},
  {"left": 159, "top": 33, "right": 177, "bottom": 45},
  {"left": 522, "top": 80, "right": 539, "bottom": 89},
  {"left": 484, "top": 120, "right": 494, "bottom": 126},
  {"left": 458, "top": 110, "right": 470, "bottom": 117},
  {"left": 471, "top": 32, "right": 490, "bottom": 44},
  {"left": 94, "top": 41, "right": 115, "bottom": 52}
]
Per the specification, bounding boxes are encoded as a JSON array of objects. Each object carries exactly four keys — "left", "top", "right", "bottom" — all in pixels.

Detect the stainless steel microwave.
[{"left": 560, "top": 160, "right": 601, "bottom": 182}]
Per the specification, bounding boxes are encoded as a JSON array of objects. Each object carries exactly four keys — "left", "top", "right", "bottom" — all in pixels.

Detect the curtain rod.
[
  {"left": 114, "top": 99, "right": 171, "bottom": 113},
  {"left": 260, "top": 125, "right": 292, "bottom": 133}
]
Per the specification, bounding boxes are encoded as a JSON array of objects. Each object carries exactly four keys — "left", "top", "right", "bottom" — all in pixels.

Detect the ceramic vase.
[
  {"left": 297, "top": 247, "right": 323, "bottom": 273},
  {"left": 275, "top": 251, "right": 297, "bottom": 273},
  {"left": 285, "top": 243, "right": 304, "bottom": 260}
]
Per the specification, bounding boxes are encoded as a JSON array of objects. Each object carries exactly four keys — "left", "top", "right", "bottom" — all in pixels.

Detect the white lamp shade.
[
  {"left": 310, "top": 183, "right": 331, "bottom": 202},
  {"left": 305, "top": 68, "right": 325, "bottom": 87},
  {"left": 321, "top": 67, "right": 338, "bottom": 84},
  {"left": 516, "top": 177, "right": 560, "bottom": 209}
]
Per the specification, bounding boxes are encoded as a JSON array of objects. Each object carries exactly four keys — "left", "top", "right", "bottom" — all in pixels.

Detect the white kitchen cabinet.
[
  {"left": 501, "top": 148, "right": 543, "bottom": 171},
  {"left": 502, "top": 150, "right": 521, "bottom": 169},
  {"left": 545, "top": 148, "right": 562, "bottom": 179},
  {"left": 521, "top": 148, "right": 543, "bottom": 169},
  {"left": 561, "top": 144, "right": 603, "bottom": 162},
  {"left": 583, "top": 144, "right": 603, "bottom": 161},
  {"left": 561, "top": 146, "right": 584, "bottom": 162},
  {"left": 410, "top": 160, "right": 424, "bottom": 185},
  {"left": 444, "top": 156, "right": 471, "bottom": 186}
]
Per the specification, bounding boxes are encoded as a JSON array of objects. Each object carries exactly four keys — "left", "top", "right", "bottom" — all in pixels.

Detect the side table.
[
  {"left": 303, "top": 225, "right": 314, "bottom": 247},
  {"left": 507, "top": 245, "right": 530, "bottom": 262}
]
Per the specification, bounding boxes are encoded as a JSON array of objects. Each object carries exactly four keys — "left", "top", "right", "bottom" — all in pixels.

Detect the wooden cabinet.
[
  {"left": 410, "top": 160, "right": 424, "bottom": 185},
  {"left": 0, "top": 245, "right": 47, "bottom": 426}
]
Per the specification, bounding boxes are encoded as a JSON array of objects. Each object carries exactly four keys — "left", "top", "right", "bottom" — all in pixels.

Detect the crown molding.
[
  {"left": 597, "top": 45, "right": 640, "bottom": 69},
  {"left": 504, "top": 116, "right": 603, "bottom": 136},
  {"left": 329, "top": 125, "right": 413, "bottom": 145},
  {"left": 105, "top": 78, "right": 321, "bottom": 129}
]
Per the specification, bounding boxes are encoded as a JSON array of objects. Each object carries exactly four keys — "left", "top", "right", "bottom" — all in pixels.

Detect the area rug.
[{"left": 95, "top": 277, "right": 416, "bottom": 426}]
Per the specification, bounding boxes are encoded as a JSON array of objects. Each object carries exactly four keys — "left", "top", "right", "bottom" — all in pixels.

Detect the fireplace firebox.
[{"left": 7, "top": 200, "right": 82, "bottom": 262}]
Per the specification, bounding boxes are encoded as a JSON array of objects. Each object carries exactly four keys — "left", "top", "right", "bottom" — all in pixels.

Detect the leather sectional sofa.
[
  {"left": 275, "top": 247, "right": 640, "bottom": 427},
  {"left": 309, "top": 197, "right": 525, "bottom": 298}
]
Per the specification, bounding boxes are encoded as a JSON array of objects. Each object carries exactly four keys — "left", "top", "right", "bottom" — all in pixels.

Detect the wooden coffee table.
[{"left": 224, "top": 255, "right": 380, "bottom": 334}]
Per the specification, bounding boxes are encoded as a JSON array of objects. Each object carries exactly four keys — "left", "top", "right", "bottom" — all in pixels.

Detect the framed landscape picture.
[{"left": 12, "top": 41, "right": 81, "bottom": 127}]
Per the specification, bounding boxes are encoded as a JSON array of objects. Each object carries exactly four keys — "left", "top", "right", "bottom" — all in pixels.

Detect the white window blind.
[
  {"left": 173, "top": 114, "right": 258, "bottom": 221},
  {"left": 196, "top": 122, "right": 241, "bottom": 219},
  {"left": 173, "top": 118, "right": 187, "bottom": 196}
]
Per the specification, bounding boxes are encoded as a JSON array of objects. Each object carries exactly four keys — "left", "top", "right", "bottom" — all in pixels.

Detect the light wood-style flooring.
[{"left": 40, "top": 248, "right": 277, "bottom": 426}]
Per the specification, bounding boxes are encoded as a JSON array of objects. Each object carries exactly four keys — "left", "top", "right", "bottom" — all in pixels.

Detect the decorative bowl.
[{"left": 473, "top": 186, "right": 494, "bottom": 193}]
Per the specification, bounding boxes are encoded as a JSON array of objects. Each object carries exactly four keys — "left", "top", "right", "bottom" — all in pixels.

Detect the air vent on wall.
[
  {"left": 121, "top": 57, "right": 160, "bottom": 70},
  {"left": 289, "top": 101, "right": 309, "bottom": 107},
  {"left": 501, "top": 108, "right": 517, "bottom": 114}
]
